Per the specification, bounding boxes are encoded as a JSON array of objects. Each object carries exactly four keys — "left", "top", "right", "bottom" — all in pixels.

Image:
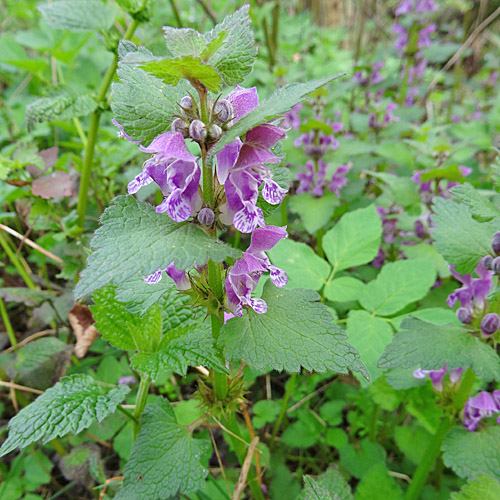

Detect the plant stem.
[
  {"left": 168, "top": 0, "right": 183, "bottom": 27},
  {"left": 211, "top": 314, "right": 228, "bottom": 400},
  {"left": 0, "top": 233, "right": 36, "bottom": 289},
  {"left": 404, "top": 415, "right": 452, "bottom": 500},
  {"left": 0, "top": 298, "right": 16, "bottom": 346},
  {"left": 453, "top": 368, "right": 476, "bottom": 410},
  {"left": 281, "top": 196, "right": 288, "bottom": 226},
  {"left": 76, "top": 17, "right": 140, "bottom": 231},
  {"left": 271, "top": 373, "right": 297, "bottom": 446},
  {"left": 316, "top": 228, "right": 324, "bottom": 258},
  {"left": 116, "top": 404, "right": 139, "bottom": 424},
  {"left": 133, "top": 373, "right": 151, "bottom": 439}
]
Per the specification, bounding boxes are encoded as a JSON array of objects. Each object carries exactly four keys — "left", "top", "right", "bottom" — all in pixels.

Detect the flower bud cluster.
[{"left": 413, "top": 364, "right": 462, "bottom": 392}]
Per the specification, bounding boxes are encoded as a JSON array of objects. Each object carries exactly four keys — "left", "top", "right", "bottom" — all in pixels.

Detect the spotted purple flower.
[
  {"left": 143, "top": 262, "right": 190, "bottom": 290},
  {"left": 225, "top": 225, "right": 288, "bottom": 316},
  {"left": 413, "top": 364, "right": 463, "bottom": 391}
]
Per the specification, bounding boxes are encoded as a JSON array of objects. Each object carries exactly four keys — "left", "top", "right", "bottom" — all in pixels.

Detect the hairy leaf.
[
  {"left": 38, "top": 0, "right": 115, "bottom": 32},
  {"left": 432, "top": 197, "right": 497, "bottom": 274},
  {"left": 300, "top": 469, "right": 353, "bottom": 500},
  {"left": 0, "top": 375, "right": 129, "bottom": 456},
  {"left": 132, "top": 323, "right": 227, "bottom": 378},
  {"left": 451, "top": 183, "right": 500, "bottom": 223},
  {"left": 442, "top": 427, "right": 500, "bottom": 481},
  {"left": 218, "top": 280, "right": 368, "bottom": 377},
  {"left": 163, "top": 27, "right": 207, "bottom": 58},
  {"left": 450, "top": 475, "right": 500, "bottom": 500},
  {"left": 75, "top": 196, "right": 241, "bottom": 298},
  {"left": 378, "top": 318, "right": 500, "bottom": 381},
  {"left": 268, "top": 239, "right": 331, "bottom": 291},
  {"left": 323, "top": 205, "right": 382, "bottom": 273},
  {"left": 214, "top": 74, "right": 345, "bottom": 154},
  {"left": 359, "top": 258, "right": 436, "bottom": 316},
  {"left": 26, "top": 93, "right": 97, "bottom": 129},
  {"left": 116, "top": 399, "right": 210, "bottom": 500}
]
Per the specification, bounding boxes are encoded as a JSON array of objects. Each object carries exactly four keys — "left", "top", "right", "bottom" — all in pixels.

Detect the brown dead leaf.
[{"left": 68, "top": 304, "right": 99, "bottom": 358}]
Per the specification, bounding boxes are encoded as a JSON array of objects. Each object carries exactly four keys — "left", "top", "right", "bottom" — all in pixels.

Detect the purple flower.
[
  {"left": 227, "top": 85, "right": 259, "bottom": 123},
  {"left": 281, "top": 103, "right": 303, "bottom": 130},
  {"left": 118, "top": 376, "right": 137, "bottom": 386},
  {"left": 393, "top": 24, "right": 408, "bottom": 51},
  {"left": 112, "top": 119, "right": 142, "bottom": 144},
  {"left": 447, "top": 262, "right": 493, "bottom": 312},
  {"left": 144, "top": 262, "right": 190, "bottom": 290},
  {"left": 225, "top": 226, "right": 288, "bottom": 316},
  {"left": 328, "top": 165, "right": 350, "bottom": 197},
  {"left": 416, "top": 0, "right": 437, "bottom": 12},
  {"left": 413, "top": 364, "right": 463, "bottom": 391},
  {"left": 481, "top": 313, "right": 500, "bottom": 337},
  {"left": 418, "top": 24, "right": 436, "bottom": 49},
  {"left": 396, "top": 0, "right": 414, "bottom": 15},
  {"left": 463, "top": 391, "right": 499, "bottom": 432}
]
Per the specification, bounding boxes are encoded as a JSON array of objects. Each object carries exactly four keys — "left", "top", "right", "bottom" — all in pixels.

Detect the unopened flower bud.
[
  {"left": 208, "top": 124, "right": 222, "bottom": 142},
  {"left": 481, "top": 313, "right": 500, "bottom": 336},
  {"left": 414, "top": 220, "right": 425, "bottom": 239},
  {"left": 492, "top": 257, "right": 500, "bottom": 274},
  {"left": 480, "top": 255, "right": 494, "bottom": 270},
  {"left": 180, "top": 96, "right": 193, "bottom": 110},
  {"left": 189, "top": 120, "right": 207, "bottom": 142},
  {"left": 171, "top": 118, "right": 189, "bottom": 137},
  {"left": 198, "top": 207, "right": 215, "bottom": 226},
  {"left": 214, "top": 99, "right": 233, "bottom": 123},
  {"left": 457, "top": 307, "right": 472, "bottom": 324},
  {"left": 492, "top": 232, "right": 500, "bottom": 255}
]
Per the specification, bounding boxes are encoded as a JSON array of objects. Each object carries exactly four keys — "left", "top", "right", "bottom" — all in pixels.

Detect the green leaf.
[
  {"left": 301, "top": 469, "right": 353, "bottom": 500},
  {"left": 289, "top": 192, "right": 339, "bottom": 234},
  {"left": 354, "top": 463, "right": 403, "bottom": 500},
  {"left": 339, "top": 440, "right": 386, "bottom": 479},
  {"left": 38, "top": 0, "right": 115, "bottom": 32},
  {"left": 0, "top": 287, "right": 55, "bottom": 307},
  {"left": 404, "top": 243, "right": 451, "bottom": 278},
  {"left": 282, "top": 410, "right": 322, "bottom": 448},
  {"left": 0, "top": 375, "right": 130, "bottom": 457},
  {"left": 442, "top": 427, "right": 500, "bottom": 481},
  {"left": 214, "top": 74, "right": 345, "bottom": 154},
  {"left": 451, "top": 183, "right": 500, "bottom": 222},
  {"left": 90, "top": 286, "right": 162, "bottom": 352},
  {"left": 26, "top": 93, "right": 97, "bottom": 129},
  {"left": 203, "top": 5, "right": 256, "bottom": 85},
  {"left": 218, "top": 280, "right": 368, "bottom": 377},
  {"left": 163, "top": 27, "right": 207, "bottom": 58},
  {"left": 140, "top": 56, "right": 222, "bottom": 93},
  {"left": 323, "top": 205, "right": 382, "bottom": 273},
  {"left": 394, "top": 425, "right": 432, "bottom": 465},
  {"left": 378, "top": 318, "right": 500, "bottom": 381},
  {"left": 432, "top": 197, "right": 497, "bottom": 274},
  {"left": 74, "top": 196, "right": 241, "bottom": 298},
  {"left": 132, "top": 323, "right": 227, "bottom": 378},
  {"left": 347, "top": 310, "right": 393, "bottom": 382},
  {"left": 252, "top": 400, "right": 281, "bottom": 429},
  {"left": 268, "top": 239, "right": 331, "bottom": 291},
  {"left": 359, "top": 259, "right": 436, "bottom": 316},
  {"left": 375, "top": 142, "right": 415, "bottom": 168},
  {"left": 368, "top": 172, "right": 420, "bottom": 208},
  {"left": 112, "top": 48, "right": 190, "bottom": 144},
  {"left": 450, "top": 475, "right": 500, "bottom": 500},
  {"left": 116, "top": 399, "right": 210, "bottom": 500},
  {"left": 324, "top": 277, "right": 365, "bottom": 302}
]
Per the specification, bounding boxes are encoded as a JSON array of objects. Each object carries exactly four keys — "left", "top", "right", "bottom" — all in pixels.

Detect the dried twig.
[
  {"left": 232, "top": 437, "right": 259, "bottom": 500},
  {"left": 209, "top": 428, "right": 232, "bottom": 498},
  {"left": 2, "top": 329, "right": 55, "bottom": 354},
  {"left": 0, "top": 380, "right": 44, "bottom": 394}
]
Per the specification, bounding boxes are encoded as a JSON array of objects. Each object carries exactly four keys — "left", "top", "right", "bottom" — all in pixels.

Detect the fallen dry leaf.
[{"left": 68, "top": 304, "right": 99, "bottom": 358}]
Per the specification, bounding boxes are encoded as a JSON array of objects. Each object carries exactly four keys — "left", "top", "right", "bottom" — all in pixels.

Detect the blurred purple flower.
[
  {"left": 413, "top": 364, "right": 463, "bottom": 391},
  {"left": 463, "top": 391, "right": 500, "bottom": 432},
  {"left": 393, "top": 24, "right": 408, "bottom": 52},
  {"left": 417, "top": 24, "right": 435, "bottom": 49}
]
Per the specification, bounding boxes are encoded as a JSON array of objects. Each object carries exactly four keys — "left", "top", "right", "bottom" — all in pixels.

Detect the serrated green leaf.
[
  {"left": 163, "top": 27, "right": 207, "bottom": 58},
  {"left": 26, "top": 93, "right": 97, "bottom": 129},
  {"left": 300, "top": 469, "right": 353, "bottom": 500},
  {"left": 38, "top": 0, "right": 115, "bottom": 32},
  {"left": 354, "top": 463, "right": 403, "bottom": 500},
  {"left": 268, "top": 239, "right": 331, "bottom": 291},
  {"left": 0, "top": 375, "right": 130, "bottom": 457},
  {"left": 203, "top": 5, "right": 256, "bottom": 85},
  {"left": 451, "top": 183, "right": 500, "bottom": 222},
  {"left": 404, "top": 243, "right": 451, "bottom": 278},
  {"left": 359, "top": 259, "right": 436, "bottom": 316},
  {"left": 116, "top": 399, "right": 210, "bottom": 500},
  {"left": 378, "top": 318, "right": 500, "bottom": 380},
  {"left": 442, "top": 427, "right": 500, "bottom": 481},
  {"left": 324, "top": 277, "right": 365, "bottom": 302},
  {"left": 289, "top": 192, "right": 339, "bottom": 234},
  {"left": 214, "top": 74, "right": 345, "bottom": 154},
  {"left": 432, "top": 197, "right": 497, "bottom": 274},
  {"left": 112, "top": 50, "right": 190, "bottom": 144},
  {"left": 200, "top": 31, "right": 227, "bottom": 60},
  {"left": 75, "top": 196, "right": 241, "bottom": 298},
  {"left": 140, "top": 56, "right": 222, "bottom": 93},
  {"left": 90, "top": 285, "right": 162, "bottom": 352},
  {"left": 0, "top": 287, "right": 54, "bottom": 306},
  {"left": 218, "top": 280, "right": 368, "bottom": 377},
  {"left": 450, "top": 475, "right": 500, "bottom": 500},
  {"left": 131, "top": 323, "right": 227, "bottom": 378},
  {"left": 347, "top": 310, "right": 393, "bottom": 382},
  {"left": 304, "top": 477, "right": 339, "bottom": 500},
  {"left": 323, "top": 205, "right": 382, "bottom": 273}
]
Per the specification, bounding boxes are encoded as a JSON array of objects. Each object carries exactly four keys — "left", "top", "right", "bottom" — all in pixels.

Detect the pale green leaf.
[
  {"left": 116, "top": 399, "right": 210, "bottom": 500},
  {"left": 0, "top": 375, "right": 130, "bottom": 456},
  {"left": 300, "top": 469, "right": 353, "bottom": 500},
  {"left": 347, "top": 310, "right": 393, "bottom": 382},
  {"left": 359, "top": 259, "right": 436, "bottom": 316},
  {"left": 218, "top": 280, "right": 368, "bottom": 377},
  {"left": 450, "top": 475, "right": 500, "bottom": 500},
  {"left": 368, "top": 172, "right": 420, "bottom": 208},
  {"left": 451, "top": 183, "right": 500, "bottom": 223},
  {"left": 214, "top": 74, "right": 345, "bottom": 154},
  {"left": 432, "top": 197, "right": 497, "bottom": 274},
  {"left": 163, "top": 27, "right": 207, "bottom": 58},
  {"left": 324, "top": 277, "right": 365, "bottom": 302},
  {"left": 268, "top": 239, "right": 331, "bottom": 291},
  {"left": 404, "top": 243, "right": 451, "bottom": 278},
  {"left": 442, "top": 427, "right": 500, "bottom": 481},
  {"left": 74, "top": 196, "right": 241, "bottom": 298},
  {"left": 323, "top": 205, "right": 382, "bottom": 273},
  {"left": 378, "top": 318, "right": 500, "bottom": 381},
  {"left": 38, "top": 0, "right": 115, "bottom": 32},
  {"left": 289, "top": 192, "right": 339, "bottom": 234}
]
